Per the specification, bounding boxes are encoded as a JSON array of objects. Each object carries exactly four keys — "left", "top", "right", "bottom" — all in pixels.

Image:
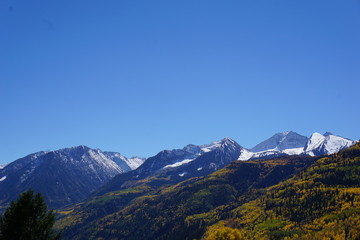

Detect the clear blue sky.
[{"left": 1, "top": 0, "right": 359, "bottom": 164}]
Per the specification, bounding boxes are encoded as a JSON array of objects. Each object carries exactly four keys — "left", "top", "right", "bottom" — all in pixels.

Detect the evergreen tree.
[{"left": 0, "top": 190, "right": 61, "bottom": 240}]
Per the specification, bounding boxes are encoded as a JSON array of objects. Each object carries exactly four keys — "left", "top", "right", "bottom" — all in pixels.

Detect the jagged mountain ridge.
[
  {"left": 94, "top": 137, "right": 243, "bottom": 196},
  {"left": 0, "top": 146, "right": 145, "bottom": 209}
]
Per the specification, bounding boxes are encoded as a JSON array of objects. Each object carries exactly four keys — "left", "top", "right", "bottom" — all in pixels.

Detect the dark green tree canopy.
[{"left": 0, "top": 190, "right": 61, "bottom": 240}]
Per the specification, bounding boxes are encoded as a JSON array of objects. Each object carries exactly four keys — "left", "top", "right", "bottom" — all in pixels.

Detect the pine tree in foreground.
[{"left": 0, "top": 190, "right": 61, "bottom": 240}]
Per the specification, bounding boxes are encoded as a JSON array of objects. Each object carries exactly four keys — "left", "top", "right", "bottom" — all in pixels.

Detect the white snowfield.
[
  {"left": 163, "top": 159, "right": 195, "bottom": 169},
  {"left": 282, "top": 147, "right": 304, "bottom": 155},
  {"left": 237, "top": 148, "right": 254, "bottom": 161}
]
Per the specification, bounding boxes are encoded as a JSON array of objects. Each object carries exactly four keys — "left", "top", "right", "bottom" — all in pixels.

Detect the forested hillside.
[
  {"left": 203, "top": 142, "right": 360, "bottom": 240},
  {"left": 56, "top": 155, "right": 316, "bottom": 239}
]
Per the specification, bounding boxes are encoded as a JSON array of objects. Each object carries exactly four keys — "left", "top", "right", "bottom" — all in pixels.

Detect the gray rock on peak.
[{"left": 250, "top": 131, "right": 308, "bottom": 152}]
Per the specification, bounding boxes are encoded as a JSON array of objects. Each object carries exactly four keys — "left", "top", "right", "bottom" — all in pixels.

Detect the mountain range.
[
  {"left": 0, "top": 131, "right": 356, "bottom": 210},
  {"left": 56, "top": 142, "right": 360, "bottom": 240}
]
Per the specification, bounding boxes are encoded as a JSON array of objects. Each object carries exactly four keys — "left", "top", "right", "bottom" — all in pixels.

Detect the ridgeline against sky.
[{"left": 1, "top": 0, "right": 359, "bottom": 164}]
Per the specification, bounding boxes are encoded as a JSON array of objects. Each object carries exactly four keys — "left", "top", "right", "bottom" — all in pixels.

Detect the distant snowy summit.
[
  {"left": 250, "top": 131, "right": 308, "bottom": 152},
  {"left": 238, "top": 131, "right": 356, "bottom": 160},
  {"left": 304, "top": 132, "right": 355, "bottom": 156}
]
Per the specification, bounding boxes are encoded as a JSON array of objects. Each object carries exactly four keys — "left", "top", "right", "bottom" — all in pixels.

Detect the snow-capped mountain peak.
[
  {"left": 221, "top": 137, "right": 237, "bottom": 145},
  {"left": 216, "top": 137, "right": 242, "bottom": 155},
  {"left": 200, "top": 137, "right": 237, "bottom": 153},
  {"left": 304, "top": 132, "right": 355, "bottom": 156},
  {"left": 304, "top": 132, "right": 326, "bottom": 154},
  {"left": 0, "top": 146, "right": 146, "bottom": 208}
]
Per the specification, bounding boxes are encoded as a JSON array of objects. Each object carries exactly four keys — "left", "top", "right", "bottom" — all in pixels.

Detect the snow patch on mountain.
[
  {"left": 282, "top": 147, "right": 304, "bottom": 155},
  {"left": 0, "top": 176, "right": 6, "bottom": 182},
  {"left": 238, "top": 148, "right": 284, "bottom": 161},
  {"left": 238, "top": 148, "right": 254, "bottom": 161},
  {"left": 163, "top": 158, "right": 195, "bottom": 169}
]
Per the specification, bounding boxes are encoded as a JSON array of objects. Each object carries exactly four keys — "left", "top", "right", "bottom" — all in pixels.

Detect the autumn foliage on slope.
[{"left": 204, "top": 143, "right": 360, "bottom": 240}]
